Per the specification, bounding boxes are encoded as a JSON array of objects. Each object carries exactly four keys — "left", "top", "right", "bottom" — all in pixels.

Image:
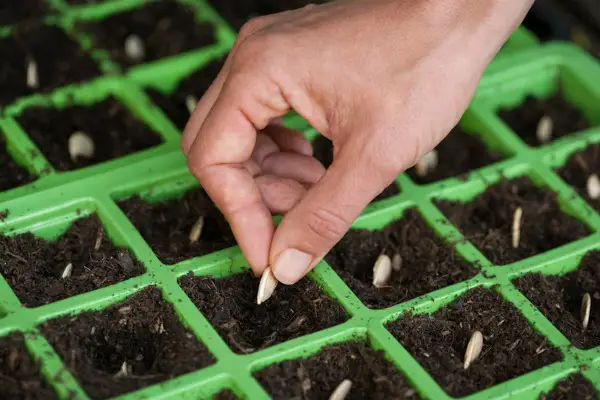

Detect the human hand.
[{"left": 182, "top": 0, "right": 533, "bottom": 285}]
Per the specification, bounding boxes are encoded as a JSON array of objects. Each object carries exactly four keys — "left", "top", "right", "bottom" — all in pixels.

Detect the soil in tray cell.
[
  {"left": 515, "top": 251, "right": 600, "bottom": 349},
  {"left": 325, "top": 208, "right": 478, "bottom": 309},
  {"left": 118, "top": 188, "right": 236, "bottom": 265},
  {"left": 0, "top": 332, "right": 58, "bottom": 399},
  {"left": 179, "top": 272, "right": 348, "bottom": 354},
  {"left": 0, "top": 214, "right": 144, "bottom": 307},
  {"left": 406, "top": 126, "right": 504, "bottom": 184},
  {"left": 498, "top": 91, "right": 593, "bottom": 147},
  {"left": 17, "top": 97, "right": 163, "bottom": 171},
  {"left": 214, "top": 390, "right": 237, "bottom": 400},
  {"left": 146, "top": 58, "right": 224, "bottom": 131},
  {"left": 539, "top": 373, "right": 598, "bottom": 400},
  {"left": 387, "top": 287, "right": 563, "bottom": 398},
  {"left": 0, "top": 24, "right": 100, "bottom": 106},
  {"left": 312, "top": 135, "right": 400, "bottom": 201},
  {"left": 0, "top": 134, "right": 36, "bottom": 191},
  {"left": 558, "top": 143, "right": 600, "bottom": 213},
  {"left": 255, "top": 341, "right": 420, "bottom": 399},
  {"left": 81, "top": 1, "right": 216, "bottom": 69},
  {"left": 40, "top": 287, "right": 215, "bottom": 399},
  {"left": 0, "top": 0, "right": 48, "bottom": 27},
  {"left": 437, "top": 177, "right": 591, "bottom": 265}
]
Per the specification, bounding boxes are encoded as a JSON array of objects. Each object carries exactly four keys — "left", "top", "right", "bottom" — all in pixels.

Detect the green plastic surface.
[{"left": 1, "top": 0, "right": 599, "bottom": 398}]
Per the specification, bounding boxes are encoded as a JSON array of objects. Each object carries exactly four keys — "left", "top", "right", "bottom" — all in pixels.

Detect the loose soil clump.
[
  {"left": 514, "top": 251, "right": 600, "bottom": 349},
  {"left": 498, "top": 92, "right": 592, "bottom": 146},
  {"left": 0, "top": 1, "right": 48, "bottom": 26},
  {"left": 255, "top": 341, "right": 420, "bottom": 399},
  {"left": 119, "top": 188, "right": 236, "bottom": 265},
  {"left": 0, "top": 332, "right": 58, "bottom": 399},
  {"left": 81, "top": 1, "right": 216, "bottom": 68},
  {"left": 325, "top": 208, "right": 478, "bottom": 309},
  {"left": 312, "top": 135, "right": 400, "bottom": 201},
  {"left": 179, "top": 272, "right": 348, "bottom": 354},
  {"left": 0, "top": 214, "right": 144, "bottom": 307},
  {"left": 0, "top": 134, "right": 36, "bottom": 191},
  {"left": 437, "top": 177, "right": 590, "bottom": 265},
  {"left": 558, "top": 143, "right": 600, "bottom": 213},
  {"left": 387, "top": 287, "right": 563, "bottom": 398},
  {"left": 17, "top": 97, "right": 163, "bottom": 171},
  {"left": 40, "top": 287, "right": 215, "bottom": 399},
  {"left": 539, "top": 373, "right": 598, "bottom": 400}
]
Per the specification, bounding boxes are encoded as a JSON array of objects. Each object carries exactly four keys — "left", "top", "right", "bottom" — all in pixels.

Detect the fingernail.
[{"left": 272, "top": 248, "right": 313, "bottom": 285}]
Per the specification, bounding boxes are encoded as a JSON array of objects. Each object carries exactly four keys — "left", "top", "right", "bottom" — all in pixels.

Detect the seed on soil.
[
  {"left": 392, "top": 253, "right": 402, "bottom": 272},
  {"left": 124, "top": 34, "right": 145, "bottom": 61},
  {"left": 94, "top": 227, "right": 103, "bottom": 251},
  {"left": 463, "top": 330, "right": 483, "bottom": 370},
  {"left": 68, "top": 131, "right": 95, "bottom": 161},
  {"left": 61, "top": 263, "right": 73, "bottom": 279},
  {"left": 188, "top": 216, "right": 205, "bottom": 244},
  {"left": 372, "top": 254, "right": 392, "bottom": 288},
  {"left": 581, "top": 292, "right": 591, "bottom": 332},
  {"left": 586, "top": 174, "right": 600, "bottom": 200},
  {"left": 115, "top": 361, "right": 132, "bottom": 378},
  {"left": 257, "top": 267, "right": 278, "bottom": 305},
  {"left": 329, "top": 379, "right": 353, "bottom": 400},
  {"left": 185, "top": 94, "right": 198, "bottom": 115},
  {"left": 536, "top": 115, "right": 553, "bottom": 144},
  {"left": 415, "top": 150, "right": 439, "bottom": 177},
  {"left": 512, "top": 206, "right": 523, "bottom": 249},
  {"left": 26, "top": 59, "right": 38, "bottom": 89}
]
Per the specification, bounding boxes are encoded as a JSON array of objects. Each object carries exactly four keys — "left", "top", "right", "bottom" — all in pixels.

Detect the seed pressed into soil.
[
  {"left": 40, "top": 287, "right": 215, "bottom": 399},
  {"left": 437, "top": 177, "right": 591, "bottom": 265},
  {"left": 118, "top": 189, "right": 236, "bottom": 265},
  {"left": 0, "top": 0, "right": 48, "bottom": 26},
  {"left": 0, "top": 214, "right": 144, "bottom": 307},
  {"left": 558, "top": 144, "right": 600, "bottom": 213},
  {"left": 498, "top": 92, "right": 592, "bottom": 146},
  {"left": 387, "top": 287, "right": 563, "bottom": 398},
  {"left": 255, "top": 341, "right": 420, "bottom": 399},
  {"left": 312, "top": 135, "right": 400, "bottom": 201},
  {"left": 539, "top": 373, "right": 598, "bottom": 400},
  {"left": 325, "top": 208, "right": 478, "bottom": 309},
  {"left": 514, "top": 251, "right": 600, "bottom": 349},
  {"left": 179, "top": 272, "right": 348, "bottom": 354},
  {"left": 0, "top": 332, "right": 58, "bottom": 399},
  {"left": 0, "top": 134, "right": 36, "bottom": 191},
  {"left": 17, "top": 97, "right": 163, "bottom": 171},
  {"left": 147, "top": 59, "right": 224, "bottom": 130},
  {"left": 81, "top": 1, "right": 216, "bottom": 68}
]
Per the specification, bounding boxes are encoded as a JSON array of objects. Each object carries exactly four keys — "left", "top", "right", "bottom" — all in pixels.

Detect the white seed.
[
  {"left": 464, "top": 330, "right": 483, "bottom": 370},
  {"left": 329, "top": 379, "right": 352, "bottom": 400},
  {"left": 512, "top": 207, "right": 523, "bottom": 249},
  {"left": 587, "top": 174, "right": 600, "bottom": 200},
  {"left": 26, "top": 59, "right": 39, "bottom": 89},
  {"left": 153, "top": 319, "right": 166, "bottom": 334},
  {"left": 536, "top": 115, "right": 553, "bottom": 144},
  {"left": 90, "top": 327, "right": 96, "bottom": 335},
  {"left": 582, "top": 292, "right": 591, "bottom": 332},
  {"left": 94, "top": 228, "right": 103, "bottom": 251},
  {"left": 124, "top": 34, "right": 145, "bottom": 61},
  {"left": 68, "top": 131, "right": 95, "bottom": 161},
  {"left": 116, "top": 361, "right": 132, "bottom": 378},
  {"left": 392, "top": 253, "right": 403, "bottom": 272},
  {"left": 372, "top": 254, "right": 392, "bottom": 288},
  {"left": 185, "top": 95, "right": 198, "bottom": 115},
  {"left": 415, "top": 150, "right": 439, "bottom": 177},
  {"left": 188, "top": 216, "right": 205, "bottom": 244},
  {"left": 256, "top": 267, "right": 278, "bottom": 305},
  {"left": 61, "top": 263, "right": 73, "bottom": 279}
]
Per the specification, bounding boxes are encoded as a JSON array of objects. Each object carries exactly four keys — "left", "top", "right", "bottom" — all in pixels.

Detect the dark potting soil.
[
  {"left": 81, "top": 1, "right": 216, "bottom": 68},
  {"left": 387, "top": 287, "right": 563, "bottom": 398},
  {"left": 514, "top": 251, "right": 600, "bottom": 349},
  {"left": 147, "top": 58, "right": 224, "bottom": 130},
  {"left": 0, "top": 0, "right": 48, "bottom": 27},
  {"left": 179, "top": 272, "right": 348, "bottom": 354},
  {"left": 40, "top": 287, "right": 215, "bottom": 399},
  {"left": 312, "top": 135, "right": 400, "bottom": 201},
  {"left": 540, "top": 373, "right": 598, "bottom": 400},
  {"left": 213, "top": 390, "right": 238, "bottom": 400},
  {"left": 0, "top": 214, "right": 144, "bottom": 308},
  {"left": 558, "top": 143, "right": 600, "bottom": 213},
  {"left": 498, "top": 92, "right": 592, "bottom": 146},
  {"left": 118, "top": 189, "right": 236, "bottom": 265},
  {"left": 0, "top": 134, "right": 36, "bottom": 191},
  {"left": 406, "top": 126, "right": 504, "bottom": 184},
  {"left": 17, "top": 97, "right": 163, "bottom": 171},
  {"left": 437, "top": 177, "right": 590, "bottom": 265},
  {"left": 325, "top": 208, "right": 478, "bottom": 309},
  {"left": 0, "top": 332, "right": 58, "bottom": 400},
  {"left": 255, "top": 341, "right": 420, "bottom": 400}
]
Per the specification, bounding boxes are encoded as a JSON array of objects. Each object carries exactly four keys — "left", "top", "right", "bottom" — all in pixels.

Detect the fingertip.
[{"left": 271, "top": 248, "right": 314, "bottom": 285}]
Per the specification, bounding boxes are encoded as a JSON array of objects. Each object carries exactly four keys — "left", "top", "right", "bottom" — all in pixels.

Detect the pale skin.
[{"left": 182, "top": 0, "right": 534, "bottom": 285}]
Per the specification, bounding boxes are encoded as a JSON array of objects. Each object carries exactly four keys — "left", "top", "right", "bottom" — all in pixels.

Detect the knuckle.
[
  {"left": 238, "top": 16, "right": 267, "bottom": 39},
  {"left": 304, "top": 207, "right": 350, "bottom": 243}
]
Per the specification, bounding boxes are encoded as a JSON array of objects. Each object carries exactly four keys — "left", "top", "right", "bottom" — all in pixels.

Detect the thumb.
[{"left": 269, "top": 138, "right": 400, "bottom": 284}]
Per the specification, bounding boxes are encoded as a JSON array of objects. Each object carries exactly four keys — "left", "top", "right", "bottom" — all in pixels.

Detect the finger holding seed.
[
  {"left": 329, "top": 379, "right": 352, "bottom": 400},
  {"left": 464, "top": 330, "right": 483, "bottom": 370},
  {"left": 257, "top": 266, "right": 278, "bottom": 305}
]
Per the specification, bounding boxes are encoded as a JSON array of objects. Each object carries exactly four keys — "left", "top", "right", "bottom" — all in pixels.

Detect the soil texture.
[
  {"left": 214, "top": 390, "right": 237, "bottom": 399},
  {"left": 0, "top": 0, "right": 48, "bottom": 27},
  {"left": 255, "top": 341, "right": 420, "bottom": 400},
  {"left": 312, "top": 135, "right": 400, "bottom": 201},
  {"left": 0, "top": 134, "right": 36, "bottom": 191},
  {"left": 387, "top": 287, "right": 563, "bottom": 397},
  {"left": 0, "top": 214, "right": 144, "bottom": 307},
  {"left": 540, "top": 373, "right": 598, "bottom": 400},
  {"left": 0, "top": 332, "right": 58, "bottom": 399},
  {"left": 82, "top": 1, "right": 216, "bottom": 68},
  {"left": 498, "top": 92, "right": 592, "bottom": 146},
  {"left": 515, "top": 251, "right": 600, "bottom": 349},
  {"left": 558, "top": 143, "right": 600, "bottom": 213},
  {"left": 325, "top": 208, "right": 478, "bottom": 309},
  {"left": 437, "top": 177, "right": 590, "bottom": 265},
  {"left": 179, "top": 272, "right": 348, "bottom": 354},
  {"left": 40, "top": 287, "right": 215, "bottom": 399},
  {"left": 17, "top": 97, "right": 163, "bottom": 171},
  {"left": 118, "top": 189, "right": 236, "bottom": 265}
]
